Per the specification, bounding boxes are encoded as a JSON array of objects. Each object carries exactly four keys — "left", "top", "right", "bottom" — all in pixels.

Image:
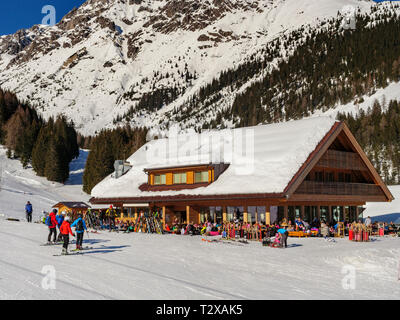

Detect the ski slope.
[
  {"left": 364, "top": 185, "right": 400, "bottom": 224},
  {"left": 0, "top": 220, "right": 399, "bottom": 300},
  {"left": 0, "top": 146, "right": 90, "bottom": 221}
]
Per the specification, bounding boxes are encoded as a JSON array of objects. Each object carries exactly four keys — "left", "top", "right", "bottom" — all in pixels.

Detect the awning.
[{"left": 123, "top": 203, "right": 150, "bottom": 208}]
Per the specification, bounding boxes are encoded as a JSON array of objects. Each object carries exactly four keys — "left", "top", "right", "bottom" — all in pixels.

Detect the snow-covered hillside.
[
  {"left": 0, "top": 146, "right": 89, "bottom": 221},
  {"left": 0, "top": 0, "right": 381, "bottom": 135},
  {"left": 0, "top": 220, "right": 399, "bottom": 299},
  {"left": 364, "top": 185, "right": 400, "bottom": 224}
]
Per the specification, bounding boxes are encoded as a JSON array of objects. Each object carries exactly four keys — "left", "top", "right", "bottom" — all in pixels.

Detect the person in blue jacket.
[
  {"left": 277, "top": 226, "right": 289, "bottom": 248},
  {"left": 56, "top": 211, "right": 65, "bottom": 242},
  {"left": 71, "top": 214, "right": 87, "bottom": 250},
  {"left": 25, "top": 201, "right": 33, "bottom": 223}
]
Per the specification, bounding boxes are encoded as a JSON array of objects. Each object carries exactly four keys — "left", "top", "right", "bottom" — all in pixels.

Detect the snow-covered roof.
[{"left": 91, "top": 116, "right": 337, "bottom": 199}]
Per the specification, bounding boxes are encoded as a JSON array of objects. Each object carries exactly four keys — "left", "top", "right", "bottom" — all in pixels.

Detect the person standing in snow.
[
  {"left": 47, "top": 209, "right": 59, "bottom": 244},
  {"left": 55, "top": 211, "right": 65, "bottom": 242},
  {"left": 277, "top": 226, "right": 289, "bottom": 248},
  {"left": 25, "top": 201, "right": 33, "bottom": 223},
  {"left": 71, "top": 214, "right": 87, "bottom": 250},
  {"left": 364, "top": 216, "right": 372, "bottom": 227},
  {"left": 59, "top": 216, "right": 75, "bottom": 255},
  {"left": 106, "top": 205, "right": 117, "bottom": 232}
]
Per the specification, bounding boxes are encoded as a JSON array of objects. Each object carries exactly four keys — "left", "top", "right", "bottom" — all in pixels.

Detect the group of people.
[
  {"left": 85, "top": 206, "right": 119, "bottom": 232},
  {"left": 44, "top": 208, "right": 87, "bottom": 255}
]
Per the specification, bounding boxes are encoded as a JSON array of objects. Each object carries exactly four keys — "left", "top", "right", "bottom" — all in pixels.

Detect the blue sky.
[{"left": 0, "top": 0, "right": 86, "bottom": 36}]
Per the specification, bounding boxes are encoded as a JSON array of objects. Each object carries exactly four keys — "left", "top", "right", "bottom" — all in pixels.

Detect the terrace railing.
[{"left": 295, "top": 181, "right": 382, "bottom": 196}]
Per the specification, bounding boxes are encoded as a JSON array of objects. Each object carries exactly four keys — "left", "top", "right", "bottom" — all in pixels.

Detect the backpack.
[
  {"left": 45, "top": 216, "right": 51, "bottom": 226},
  {"left": 76, "top": 219, "right": 84, "bottom": 232}
]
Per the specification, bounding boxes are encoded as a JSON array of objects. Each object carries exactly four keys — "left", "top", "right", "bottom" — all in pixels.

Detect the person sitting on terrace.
[
  {"left": 186, "top": 222, "right": 194, "bottom": 235},
  {"left": 311, "top": 217, "right": 320, "bottom": 229},
  {"left": 280, "top": 218, "right": 288, "bottom": 227},
  {"left": 294, "top": 218, "right": 304, "bottom": 230}
]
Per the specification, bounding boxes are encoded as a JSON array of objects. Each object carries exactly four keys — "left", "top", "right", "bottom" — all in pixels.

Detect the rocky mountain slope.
[{"left": 0, "top": 0, "right": 382, "bottom": 135}]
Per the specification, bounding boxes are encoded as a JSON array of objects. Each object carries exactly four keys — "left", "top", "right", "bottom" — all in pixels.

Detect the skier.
[
  {"left": 71, "top": 214, "right": 87, "bottom": 250},
  {"left": 25, "top": 201, "right": 33, "bottom": 223},
  {"left": 56, "top": 211, "right": 65, "bottom": 242},
  {"left": 59, "top": 216, "right": 75, "bottom": 255},
  {"left": 46, "top": 209, "right": 59, "bottom": 244}
]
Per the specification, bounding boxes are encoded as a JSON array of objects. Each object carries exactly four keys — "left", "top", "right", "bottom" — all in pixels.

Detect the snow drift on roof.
[{"left": 91, "top": 116, "right": 337, "bottom": 199}]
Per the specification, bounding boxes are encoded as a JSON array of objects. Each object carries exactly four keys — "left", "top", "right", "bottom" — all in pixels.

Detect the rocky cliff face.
[{"left": 0, "top": 0, "right": 379, "bottom": 135}]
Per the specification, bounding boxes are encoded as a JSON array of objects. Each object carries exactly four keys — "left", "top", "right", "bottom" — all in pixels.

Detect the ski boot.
[{"left": 61, "top": 248, "right": 68, "bottom": 255}]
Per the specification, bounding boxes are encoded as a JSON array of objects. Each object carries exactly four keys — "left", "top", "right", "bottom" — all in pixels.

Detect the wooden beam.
[
  {"left": 162, "top": 206, "right": 166, "bottom": 230},
  {"left": 223, "top": 206, "right": 227, "bottom": 223},
  {"left": 243, "top": 206, "right": 248, "bottom": 223},
  {"left": 265, "top": 205, "right": 271, "bottom": 225}
]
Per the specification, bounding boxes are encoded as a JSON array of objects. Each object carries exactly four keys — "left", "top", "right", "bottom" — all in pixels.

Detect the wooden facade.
[
  {"left": 53, "top": 202, "right": 91, "bottom": 219},
  {"left": 90, "top": 122, "right": 393, "bottom": 227}
]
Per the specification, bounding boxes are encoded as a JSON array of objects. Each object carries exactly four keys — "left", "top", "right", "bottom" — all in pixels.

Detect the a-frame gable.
[{"left": 284, "top": 121, "right": 394, "bottom": 202}]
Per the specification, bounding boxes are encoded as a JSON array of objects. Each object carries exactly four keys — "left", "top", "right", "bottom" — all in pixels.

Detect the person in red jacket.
[
  {"left": 59, "top": 216, "right": 75, "bottom": 255},
  {"left": 47, "top": 209, "right": 59, "bottom": 244}
]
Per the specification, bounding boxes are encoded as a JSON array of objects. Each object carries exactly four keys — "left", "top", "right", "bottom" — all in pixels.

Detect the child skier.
[
  {"left": 59, "top": 216, "right": 75, "bottom": 255},
  {"left": 71, "top": 214, "right": 87, "bottom": 250}
]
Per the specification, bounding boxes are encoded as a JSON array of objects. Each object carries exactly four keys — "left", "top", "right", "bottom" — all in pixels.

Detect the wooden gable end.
[{"left": 285, "top": 122, "right": 393, "bottom": 202}]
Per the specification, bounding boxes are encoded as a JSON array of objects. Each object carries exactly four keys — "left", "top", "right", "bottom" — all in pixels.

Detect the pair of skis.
[{"left": 53, "top": 246, "right": 94, "bottom": 257}]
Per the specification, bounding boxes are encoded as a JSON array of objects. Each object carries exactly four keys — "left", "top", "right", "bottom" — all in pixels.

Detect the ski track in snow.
[{"left": 0, "top": 220, "right": 399, "bottom": 300}]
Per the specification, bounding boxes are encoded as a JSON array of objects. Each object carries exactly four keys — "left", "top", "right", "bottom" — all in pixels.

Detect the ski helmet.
[{"left": 65, "top": 216, "right": 71, "bottom": 222}]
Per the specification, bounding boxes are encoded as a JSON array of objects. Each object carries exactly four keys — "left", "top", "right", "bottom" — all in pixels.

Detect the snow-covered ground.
[
  {"left": 0, "top": 220, "right": 399, "bottom": 300},
  {"left": 364, "top": 185, "right": 400, "bottom": 224},
  {"left": 0, "top": 146, "right": 90, "bottom": 221}
]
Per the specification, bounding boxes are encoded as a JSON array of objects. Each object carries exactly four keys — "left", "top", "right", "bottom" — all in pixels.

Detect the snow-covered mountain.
[{"left": 0, "top": 0, "right": 382, "bottom": 135}]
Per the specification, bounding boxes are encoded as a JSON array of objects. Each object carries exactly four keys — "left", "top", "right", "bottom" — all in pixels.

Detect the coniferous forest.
[
  {"left": 338, "top": 99, "right": 400, "bottom": 185},
  {"left": 171, "top": 8, "right": 400, "bottom": 130},
  {"left": 82, "top": 126, "right": 148, "bottom": 194},
  {"left": 0, "top": 89, "right": 79, "bottom": 183}
]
